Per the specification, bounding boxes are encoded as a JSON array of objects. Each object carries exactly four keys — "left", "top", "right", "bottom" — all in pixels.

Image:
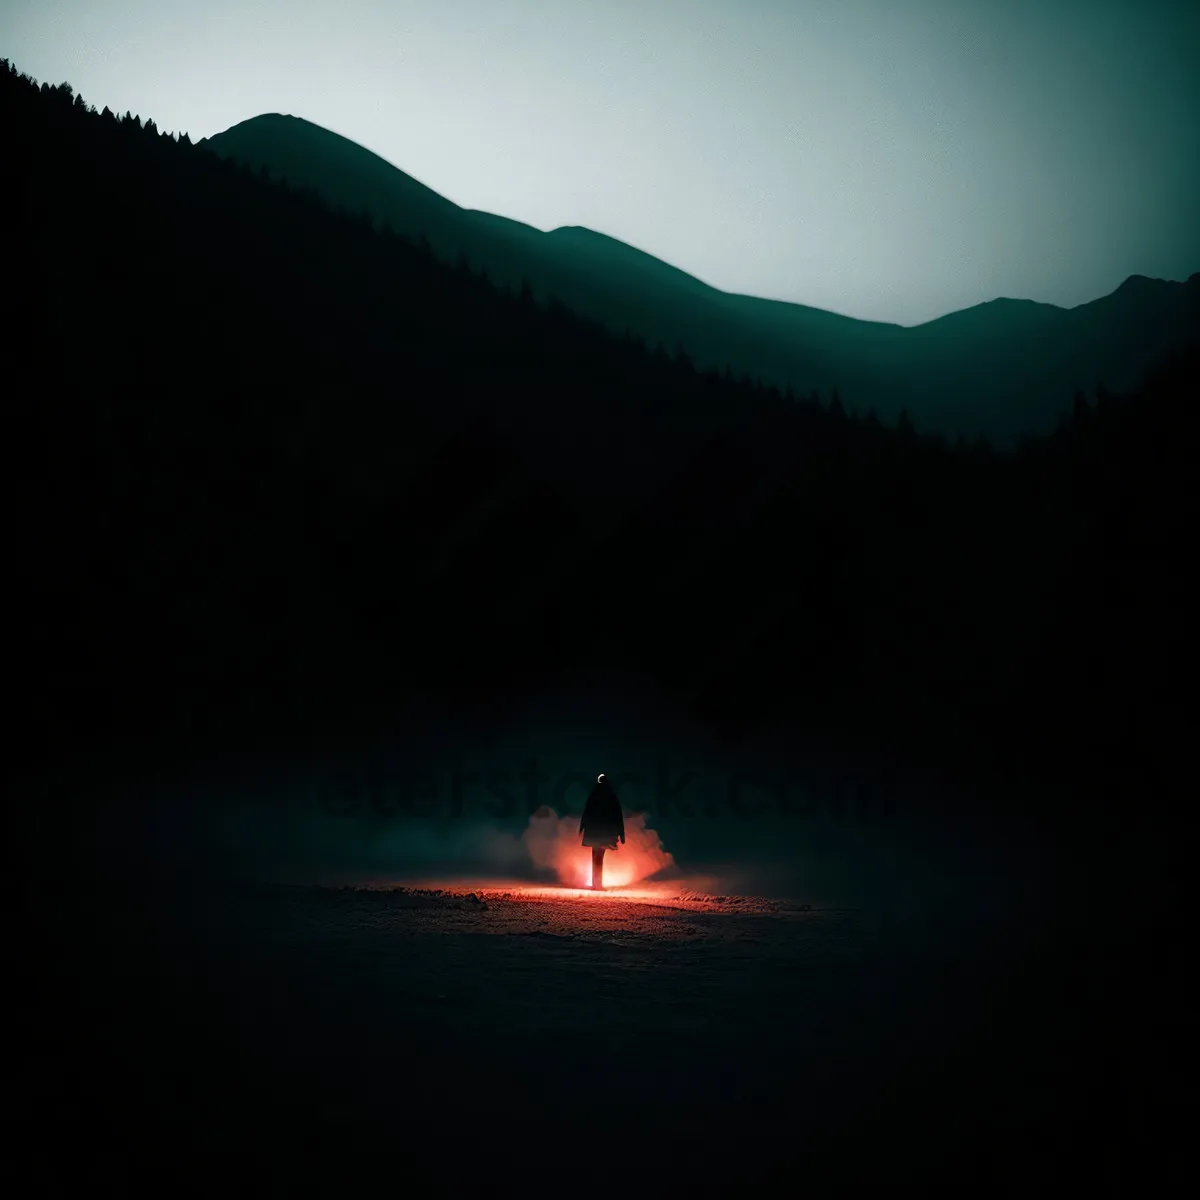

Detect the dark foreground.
[{"left": 18, "top": 859, "right": 1185, "bottom": 1194}]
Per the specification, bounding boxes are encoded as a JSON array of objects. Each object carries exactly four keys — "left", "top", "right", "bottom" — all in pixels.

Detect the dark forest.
[{"left": 8, "top": 61, "right": 1194, "bottom": 822}]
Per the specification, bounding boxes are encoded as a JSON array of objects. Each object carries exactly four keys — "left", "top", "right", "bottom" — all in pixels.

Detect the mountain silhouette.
[
  {"left": 199, "top": 113, "right": 1198, "bottom": 444},
  {"left": 7, "top": 62, "right": 1197, "bottom": 806}
]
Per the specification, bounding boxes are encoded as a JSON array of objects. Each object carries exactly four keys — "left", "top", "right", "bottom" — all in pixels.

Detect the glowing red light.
[{"left": 522, "top": 809, "right": 674, "bottom": 890}]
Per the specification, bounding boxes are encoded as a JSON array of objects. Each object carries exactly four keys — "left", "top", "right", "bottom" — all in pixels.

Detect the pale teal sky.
[{"left": 4, "top": 0, "right": 1197, "bottom": 325}]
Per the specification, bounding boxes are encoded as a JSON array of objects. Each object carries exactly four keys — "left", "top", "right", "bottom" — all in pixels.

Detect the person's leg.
[{"left": 592, "top": 847, "right": 605, "bottom": 889}]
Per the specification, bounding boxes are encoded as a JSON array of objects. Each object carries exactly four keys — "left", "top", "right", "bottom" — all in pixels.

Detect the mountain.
[
  {"left": 198, "top": 113, "right": 1198, "bottom": 444},
  {"left": 8, "top": 63, "right": 1197, "bottom": 804}
]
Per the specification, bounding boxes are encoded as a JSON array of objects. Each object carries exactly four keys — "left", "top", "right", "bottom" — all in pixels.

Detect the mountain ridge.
[
  {"left": 199, "top": 112, "right": 1199, "bottom": 442},
  {"left": 201, "top": 114, "right": 1190, "bottom": 325}
]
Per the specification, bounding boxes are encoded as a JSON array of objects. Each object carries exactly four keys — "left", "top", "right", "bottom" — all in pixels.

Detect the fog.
[{"left": 14, "top": 671, "right": 1067, "bottom": 934}]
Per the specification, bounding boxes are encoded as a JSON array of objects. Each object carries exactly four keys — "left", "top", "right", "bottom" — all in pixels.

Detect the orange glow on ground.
[
  {"left": 351, "top": 877, "right": 744, "bottom": 913},
  {"left": 490, "top": 880, "right": 678, "bottom": 902},
  {"left": 521, "top": 808, "right": 674, "bottom": 889}
]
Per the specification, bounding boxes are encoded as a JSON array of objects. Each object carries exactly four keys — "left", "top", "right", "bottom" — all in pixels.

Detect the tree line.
[{"left": 6, "top": 59, "right": 1196, "bottom": 824}]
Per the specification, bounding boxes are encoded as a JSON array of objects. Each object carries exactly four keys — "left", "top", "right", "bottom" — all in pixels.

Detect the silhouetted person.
[{"left": 581, "top": 773, "right": 625, "bottom": 889}]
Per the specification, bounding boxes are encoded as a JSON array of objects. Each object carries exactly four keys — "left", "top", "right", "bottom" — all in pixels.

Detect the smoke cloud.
[{"left": 521, "top": 806, "right": 674, "bottom": 888}]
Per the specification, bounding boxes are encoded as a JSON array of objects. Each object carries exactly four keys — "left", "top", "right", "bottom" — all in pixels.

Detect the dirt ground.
[{"left": 19, "top": 863, "right": 1179, "bottom": 1193}]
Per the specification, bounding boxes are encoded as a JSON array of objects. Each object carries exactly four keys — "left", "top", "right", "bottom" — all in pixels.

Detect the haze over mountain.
[{"left": 199, "top": 113, "right": 1198, "bottom": 445}]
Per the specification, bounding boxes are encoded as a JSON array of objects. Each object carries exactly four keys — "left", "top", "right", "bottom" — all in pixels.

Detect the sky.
[{"left": 4, "top": 0, "right": 1197, "bottom": 325}]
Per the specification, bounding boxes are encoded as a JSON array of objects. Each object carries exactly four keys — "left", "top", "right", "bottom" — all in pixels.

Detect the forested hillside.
[{"left": 7, "top": 61, "right": 1195, "bottom": 822}]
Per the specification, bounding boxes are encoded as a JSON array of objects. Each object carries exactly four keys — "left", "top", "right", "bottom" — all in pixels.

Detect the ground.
[{"left": 20, "top": 861, "right": 1178, "bottom": 1193}]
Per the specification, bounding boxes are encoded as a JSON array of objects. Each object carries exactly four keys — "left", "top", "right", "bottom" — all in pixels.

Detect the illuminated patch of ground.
[{"left": 290, "top": 878, "right": 832, "bottom": 950}]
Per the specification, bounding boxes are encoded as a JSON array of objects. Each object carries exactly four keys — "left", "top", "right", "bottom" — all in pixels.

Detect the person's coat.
[{"left": 581, "top": 778, "right": 625, "bottom": 850}]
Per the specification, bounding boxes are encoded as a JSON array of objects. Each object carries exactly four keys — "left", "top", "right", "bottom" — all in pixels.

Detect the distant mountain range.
[{"left": 199, "top": 113, "right": 1198, "bottom": 444}]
